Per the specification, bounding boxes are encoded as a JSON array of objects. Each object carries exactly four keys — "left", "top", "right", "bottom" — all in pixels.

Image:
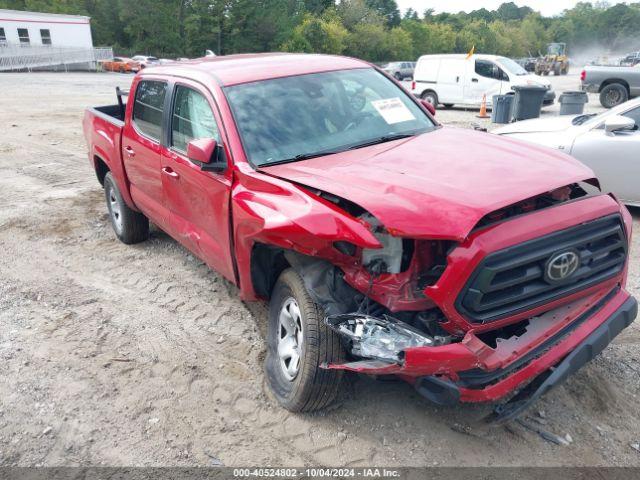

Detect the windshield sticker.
[{"left": 371, "top": 97, "right": 416, "bottom": 124}]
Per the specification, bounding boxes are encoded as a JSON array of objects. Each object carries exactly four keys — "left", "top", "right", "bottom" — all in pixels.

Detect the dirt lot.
[{"left": 0, "top": 70, "right": 639, "bottom": 467}]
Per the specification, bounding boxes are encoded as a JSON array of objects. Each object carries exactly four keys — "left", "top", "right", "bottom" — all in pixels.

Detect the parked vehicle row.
[
  {"left": 84, "top": 53, "right": 636, "bottom": 421},
  {"left": 100, "top": 55, "right": 170, "bottom": 73},
  {"left": 411, "top": 54, "right": 555, "bottom": 108}
]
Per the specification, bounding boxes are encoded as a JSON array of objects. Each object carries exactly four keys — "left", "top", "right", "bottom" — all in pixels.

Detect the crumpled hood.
[
  {"left": 261, "top": 127, "right": 594, "bottom": 241},
  {"left": 493, "top": 115, "right": 578, "bottom": 135}
]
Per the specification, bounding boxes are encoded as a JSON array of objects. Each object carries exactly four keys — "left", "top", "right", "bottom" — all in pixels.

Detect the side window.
[
  {"left": 171, "top": 85, "right": 221, "bottom": 153},
  {"left": 0, "top": 28, "right": 6, "bottom": 45},
  {"left": 40, "top": 29, "right": 51, "bottom": 45},
  {"left": 475, "top": 60, "right": 494, "bottom": 79},
  {"left": 132, "top": 80, "right": 167, "bottom": 141},
  {"left": 622, "top": 106, "right": 640, "bottom": 127},
  {"left": 17, "top": 28, "right": 30, "bottom": 45}
]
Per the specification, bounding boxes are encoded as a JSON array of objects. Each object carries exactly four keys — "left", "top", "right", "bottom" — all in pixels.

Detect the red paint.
[
  {"left": 0, "top": 18, "right": 89, "bottom": 25},
  {"left": 83, "top": 53, "right": 635, "bottom": 406}
]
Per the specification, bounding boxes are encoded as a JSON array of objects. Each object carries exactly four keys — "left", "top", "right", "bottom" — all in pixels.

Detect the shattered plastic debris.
[{"left": 326, "top": 313, "right": 433, "bottom": 361}]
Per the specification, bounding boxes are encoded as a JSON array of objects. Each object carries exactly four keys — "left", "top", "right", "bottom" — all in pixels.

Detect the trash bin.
[
  {"left": 491, "top": 94, "right": 514, "bottom": 124},
  {"left": 559, "top": 91, "right": 588, "bottom": 115},
  {"left": 511, "top": 85, "right": 547, "bottom": 121}
]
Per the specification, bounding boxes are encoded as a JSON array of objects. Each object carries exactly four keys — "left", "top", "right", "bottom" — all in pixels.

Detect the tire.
[
  {"left": 104, "top": 172, "right": 149, "bottom": 244},
  {"left": 394, "top": 72, "right": 402, "bottom": 80},
  {"left": 554, "top": 65, "right": 561, "bottom": 76},
  {"left": 265, "top": 268, "right": 345, "bottom": 412},
  {"left": 600, "top": 83, "right": 628, "bottom": 108},
  {"left": 421, "top": 90, "right": 438, "bottom": 107}
]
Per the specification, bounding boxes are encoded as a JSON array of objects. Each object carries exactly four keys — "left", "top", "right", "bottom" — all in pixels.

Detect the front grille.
[{"left": 457, "top": 215, "right": 627, "bottom": 323}]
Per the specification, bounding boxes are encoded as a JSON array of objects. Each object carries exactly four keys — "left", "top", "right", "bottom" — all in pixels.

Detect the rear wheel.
[
  {"left": 421, "top": 90, "right": 438, "bottom": 108},
  {"left": 600, "top": 83, "right": 628, "bottom": 108},
  {"left": 394, "top": 72, "right": 402, "bottom": 80},
  {"left": 104, "top": 172, "right": 149, "bottom": 244},
  {"left": 265, "top": 269, "right": 345, "bottom": 412}
]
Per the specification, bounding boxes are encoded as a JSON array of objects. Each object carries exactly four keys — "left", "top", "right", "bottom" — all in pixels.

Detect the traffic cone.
[{"left": 477, "top": 94, "right": 490, "bottom": 119}]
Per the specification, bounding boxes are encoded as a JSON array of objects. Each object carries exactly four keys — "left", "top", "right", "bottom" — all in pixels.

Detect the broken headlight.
[{"left": 326, "top": 313, "right": 433, "bottom": 362}]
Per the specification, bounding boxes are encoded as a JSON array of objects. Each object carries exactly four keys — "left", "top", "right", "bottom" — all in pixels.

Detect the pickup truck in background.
[
  {"left": 581, "top": 65, "right": 640, "bottom": 108},
  {"left": 83, "top": 53, "right": 636, "bottom": 421}
]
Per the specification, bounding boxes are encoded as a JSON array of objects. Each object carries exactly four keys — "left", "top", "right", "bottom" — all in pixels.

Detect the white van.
[{"left": 411, "top": 54, "right": 555, "bottom": 108}]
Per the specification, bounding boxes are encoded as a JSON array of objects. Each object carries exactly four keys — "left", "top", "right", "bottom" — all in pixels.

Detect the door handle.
[
  {"left": 124, "top": 146, "right": 136, "bottom": 157},
  {"left": 472, "top": 78, "right": 479, "bottom": 83},
  {"left": 162, "top": 166, "right": 179, "bottom": 179}
]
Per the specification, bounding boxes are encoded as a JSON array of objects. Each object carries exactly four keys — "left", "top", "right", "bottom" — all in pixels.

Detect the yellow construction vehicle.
[{"left": 535, "top": 43, "right": 569, "bottom": 76}]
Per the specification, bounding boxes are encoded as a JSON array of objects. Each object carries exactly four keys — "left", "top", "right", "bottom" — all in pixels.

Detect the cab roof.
[{"left": 140, "top": 53, "right": 372, "bottom": 87}]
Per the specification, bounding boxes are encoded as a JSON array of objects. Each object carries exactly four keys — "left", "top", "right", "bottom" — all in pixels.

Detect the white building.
[{"left": 0, "top": 9, "right": 112, "bottom": 71}]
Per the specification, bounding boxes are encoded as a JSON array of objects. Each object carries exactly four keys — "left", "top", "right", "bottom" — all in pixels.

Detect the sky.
[{"left": 395, "top": 0, "right": 628, "bottom": 17}]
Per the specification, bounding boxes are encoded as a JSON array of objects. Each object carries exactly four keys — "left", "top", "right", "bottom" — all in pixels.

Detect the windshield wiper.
[
  {"left": 261, "top": 149, "right": 341, "bottom": 167},
  {"left": 572, "top": 113, "right": 597, "bottom": 125},
  {"left": 347, "top": 133, "right": 416, "bottom": 151}
]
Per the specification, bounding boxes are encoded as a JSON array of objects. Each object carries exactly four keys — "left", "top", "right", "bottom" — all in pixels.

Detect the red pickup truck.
[{"left": 83, "top": 53, "right": 636, "bottom": 421}]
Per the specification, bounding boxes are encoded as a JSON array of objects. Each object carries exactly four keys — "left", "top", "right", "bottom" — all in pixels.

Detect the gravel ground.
[{"left": 0, "top": 69, "right": 639, "bottom": 467}]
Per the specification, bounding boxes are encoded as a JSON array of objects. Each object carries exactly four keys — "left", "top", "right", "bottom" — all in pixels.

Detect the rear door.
[
  {"left": 436, "top": 58, "right": 465, "bottom": 104},
  {"left": 414, "top": 57, "right": 440, "bottom": 94},
  {"left": 122, "top": 78, "right": 168, "bottom": 224},
  {"left": 159, "top": 80, "right": 236, "bottom": 281}
]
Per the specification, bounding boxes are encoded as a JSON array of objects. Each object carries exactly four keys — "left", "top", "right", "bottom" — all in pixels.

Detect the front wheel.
[
  {"left": 104, "top": 172, "right": 149, "bottom": 244},
  {"left": 265, "top": 269, "right": 345, "bottom": 412}
]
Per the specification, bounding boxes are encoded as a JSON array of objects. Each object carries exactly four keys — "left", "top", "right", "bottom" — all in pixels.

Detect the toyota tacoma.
[{"left": 83, "top": 53, "right": 636, "bottom": 421}]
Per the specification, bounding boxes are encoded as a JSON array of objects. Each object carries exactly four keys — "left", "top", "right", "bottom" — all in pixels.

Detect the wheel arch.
[
  {"left": 599, "top": 79, "right": 630, "bottom": 95},
  {"left": 250, "top": 243, "right": 291, "bottom": 300},
  {"left": 94, "top": 154, "right": 110, "bottom": 186}
]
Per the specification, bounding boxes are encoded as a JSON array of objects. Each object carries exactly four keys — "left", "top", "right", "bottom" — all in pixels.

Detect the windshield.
[
  {"left": 224, "top": 69, "right": 435, "bottom": 167},
  {"left": 497, "top": 57, "right": 528, "bottom": 76}
]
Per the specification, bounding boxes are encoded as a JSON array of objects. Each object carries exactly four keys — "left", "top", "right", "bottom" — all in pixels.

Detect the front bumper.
[
  {"left": 328, "top": 287, "right": 636, "bottom": 406},
  {"left": 489, "top": 294, "right": 637, "bottom": 422},
  {"left": 543, "top": 89, "right": 556, "bottom": 105}
]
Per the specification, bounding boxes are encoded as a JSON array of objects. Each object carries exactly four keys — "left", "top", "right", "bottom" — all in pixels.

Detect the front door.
[
  {"left": 122, "top": 78, "right": 168, "bottom": 224},
  {"left": 465, "top": 59, "right": 504, "bottom": 105},
  {"left": 160, "top": 81, "right": 236, "bottom": 282}
]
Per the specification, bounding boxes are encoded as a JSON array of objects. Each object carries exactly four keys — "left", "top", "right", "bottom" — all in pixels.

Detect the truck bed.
[{"left": 91, "top": 104, "right": 126, "bottom": 126}]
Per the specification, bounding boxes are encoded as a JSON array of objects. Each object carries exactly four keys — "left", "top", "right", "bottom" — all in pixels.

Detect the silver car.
[
  {"left": 382, "top": 62, "right": 415, "bottom": 80},
  {"left": 493, "top": 98, "right": 640, "bottom": 206}
]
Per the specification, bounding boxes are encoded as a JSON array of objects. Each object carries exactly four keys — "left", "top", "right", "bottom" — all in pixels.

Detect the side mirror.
[
  {"left": 420, "top": 99, "right": 436, "bottom": 116},
  {"left": 604, "top": 115, "right": 635, "bottom": 135},
  {"left": 187, "top": 138, "right": 226, "bottom": 173},
  {"left": 187, "top": 138, "right": 216, "bottom": 163}
]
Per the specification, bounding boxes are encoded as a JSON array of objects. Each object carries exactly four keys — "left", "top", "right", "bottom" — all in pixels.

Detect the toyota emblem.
[{"left": 545, "top": 250, "right": 580, "bottom": 283}]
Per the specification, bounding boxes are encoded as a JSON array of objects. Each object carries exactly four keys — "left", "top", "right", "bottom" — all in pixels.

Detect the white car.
[
  {"left": 131, "top": 55, "right": 159, "bottom": 69},
  {"left": 493, "top": 98, "right": 640, "bottom": 206},
  {"left": 411, "top": 54, "right": 555, "bottom": 108}
]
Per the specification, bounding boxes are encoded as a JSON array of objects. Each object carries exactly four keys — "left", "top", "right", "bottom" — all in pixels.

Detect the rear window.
[{"left": 132, "top": 80, "right": 167, "bottom": 141}]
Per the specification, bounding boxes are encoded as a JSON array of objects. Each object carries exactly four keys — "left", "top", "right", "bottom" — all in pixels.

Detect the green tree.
[
  {"left": 364, "top": 0, "right": 400, "bottom": 27},
  {"left": 282, "top": 14, "right": 347, "bottom": 54}
]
